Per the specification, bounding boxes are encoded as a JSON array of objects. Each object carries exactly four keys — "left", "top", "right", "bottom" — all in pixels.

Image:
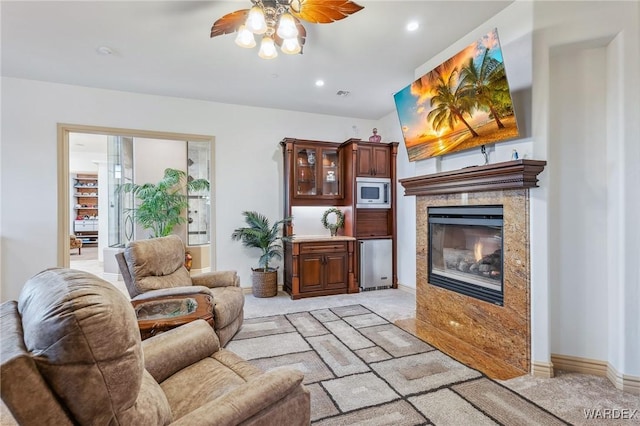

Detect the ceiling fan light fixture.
[
  {"left": 246, "top": 5, "right": 267, "bottom": 34},
  {"left": 281, "top": 37, "right": 301, "bottom": 55},
  {"left": 276, "top": 12, "right": 298, "bottom": 40},
  {"left": 235, "top": 25, "right": 256, "bottom": 48},
  {"left": 210, "top": 1, "right": 364, "bottom": 60},
  {"left": 258, "top": 35, "right": 278, "bottom": 59}
]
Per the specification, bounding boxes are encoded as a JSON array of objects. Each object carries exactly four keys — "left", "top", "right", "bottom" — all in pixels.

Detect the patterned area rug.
[{"left": 227, "top": 304, "right": 570, "bottom": 425}]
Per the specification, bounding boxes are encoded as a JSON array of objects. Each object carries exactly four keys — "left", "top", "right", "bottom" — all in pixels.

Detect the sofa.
[
  {"left": 0, "top": 268, "right": 310, "bottom": 425},
  {"left": 115, "top": 235, "right": 244, "bottom": 346}
]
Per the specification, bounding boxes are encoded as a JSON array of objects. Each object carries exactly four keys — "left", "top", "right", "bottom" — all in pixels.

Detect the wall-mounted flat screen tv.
[{"left": 394, "top": 28, "right": 520, "bottom": 162}]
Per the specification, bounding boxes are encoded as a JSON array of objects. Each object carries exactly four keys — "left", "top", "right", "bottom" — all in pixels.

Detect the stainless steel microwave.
[{"left": 356, "top": 177, "right": 391, "bottom": 209}]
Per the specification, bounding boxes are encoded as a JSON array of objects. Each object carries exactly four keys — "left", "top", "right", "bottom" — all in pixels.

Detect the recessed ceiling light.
[
  {"left": 407, "top": 21, "right": 419, "bottom": 32},
  {"left": 315, "top": 80, "right": 325, "bottom": 87},
  {"left": 96, "top": 46, "right": 113, "bottom": 55},
  {"left": 336, "top": 90, "right": 350, "bottom": 97}
]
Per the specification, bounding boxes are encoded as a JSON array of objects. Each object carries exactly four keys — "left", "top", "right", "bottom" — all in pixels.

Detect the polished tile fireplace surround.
[{"left": 400, "top": 160, "right": 546, "bottom": 379}]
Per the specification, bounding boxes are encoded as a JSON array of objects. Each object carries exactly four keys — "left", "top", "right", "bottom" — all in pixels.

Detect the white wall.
[{"left": 0, "top": 77, "right": 375, "bottom": 301}]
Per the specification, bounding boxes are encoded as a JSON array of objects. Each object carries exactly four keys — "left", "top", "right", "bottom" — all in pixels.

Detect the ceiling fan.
[{"left": 210, "top": 0, "right": 364, "bottom": 59}]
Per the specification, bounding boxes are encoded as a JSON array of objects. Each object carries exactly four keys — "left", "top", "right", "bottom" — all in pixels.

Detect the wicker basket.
[{"left": 251, "top": 268, "right": 278, "bottom": 298}]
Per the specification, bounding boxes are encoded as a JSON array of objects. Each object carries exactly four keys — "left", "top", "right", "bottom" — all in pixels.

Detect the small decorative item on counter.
[
  {"left": 321, "top": 207, "right": 345, "bottom": 237},
  {"left": 511, "top": 149, "right": 519, "bottom": 160},
  {"left": 369, "top": 128, "right": 382, "bottom": 142}
]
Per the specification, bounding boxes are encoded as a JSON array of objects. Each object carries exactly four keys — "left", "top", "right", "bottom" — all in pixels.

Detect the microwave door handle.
[{"left": 384, "top": 183, "right": 389, "bottom": 204}]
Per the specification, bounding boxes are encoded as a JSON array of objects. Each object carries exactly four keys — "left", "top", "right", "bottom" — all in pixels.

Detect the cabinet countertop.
[{"left": 284, "top": 235, "right": 356, "bottom": 243}]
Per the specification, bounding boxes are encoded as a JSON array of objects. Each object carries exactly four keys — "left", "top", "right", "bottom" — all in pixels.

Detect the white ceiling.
[{"left": 1, "top": 1, "right": 513, "bottom": 120}]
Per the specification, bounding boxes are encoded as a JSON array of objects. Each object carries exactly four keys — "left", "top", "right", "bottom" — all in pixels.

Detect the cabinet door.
[
  {"left": 372, "top": 146, "right": 390, "bottom": 177},
  {"left": 319, "top": 147, "right": 341, "bottom": 197},
  {"left": 299, "top": 254, "right": 324, "bottom": 293},
  {"left": 357, "top": 145, "right": 374, "bottom": 176},
  {"left": 324, "top": 252, "right": 348, "bottom": 290},
  {"left": 293, "top": 145, "right": 318, "bottom": 197},
  {"left": 357, "top": 144, "right": 390, "bottom": 177}
]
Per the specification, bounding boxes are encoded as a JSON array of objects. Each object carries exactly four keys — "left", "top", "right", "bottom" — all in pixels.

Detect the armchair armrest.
[
  {"left": 170, "top": 369, "right": 305, "bottom": 426},
  {"left": 131, "top": 286, "right": 212, "bottom": 302},
  {"left": 191, "top": 270, "right": 239, "bottom": 288},
  {"left": 142, "top": 320, "right": 220, "bottom": 383}
]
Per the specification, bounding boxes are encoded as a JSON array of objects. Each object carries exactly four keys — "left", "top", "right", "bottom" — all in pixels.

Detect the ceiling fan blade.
[
  {"left": 210, "top": 9, "right": 249, "bottom": 38},
  {"left": 291, "top": 0, "right": 364, "bottom": 24}
]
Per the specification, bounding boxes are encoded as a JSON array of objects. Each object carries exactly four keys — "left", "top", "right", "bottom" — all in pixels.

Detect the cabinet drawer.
[
  {"left": 300, "top": 242, "right": 347, "bottom": 254},
  {"left": 74, "top": 220, "right": 98, "bottom": 232}
]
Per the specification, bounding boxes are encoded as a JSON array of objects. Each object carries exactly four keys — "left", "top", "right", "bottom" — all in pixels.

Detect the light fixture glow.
[
  {"left": 281, "top": 37, "right": 301, "bottom": 55},
  {"left": 246, "top": 6, "right": 267, "bottom": 34},
  {"left": 258, "top": 36, "right": 278, "bottom": 59},
  {"left": 276, "top": 12, "right": 298, "bottom": 39},
  {"left": 315, "top": 80, "right": 325, "bottom": 87},
  {"left": 234, "top": 25, "right": 256, "bottom": 48},
  {"left": 407, "top": 21, "right": 419, "bottom": 32}
]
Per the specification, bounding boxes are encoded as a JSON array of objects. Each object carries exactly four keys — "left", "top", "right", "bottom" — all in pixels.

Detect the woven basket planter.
[{"left": 251, "top": 268, "right": 278, "bottom": 298}]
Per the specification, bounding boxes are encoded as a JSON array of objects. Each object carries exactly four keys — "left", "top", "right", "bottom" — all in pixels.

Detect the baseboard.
[
  {"left": 189, "top": 267, "right": 211, "bottom": 275},
  {"left": 551, "top": 354, "right": 607, "bottom": 377},
  {"left": 551, "top": 353, "right": 640, "bottom": 394},
  {"left": 607, "top": 364, "right": 640, "bottom": 395},
  {"left": 531, "top": 360, "right": 554, "bottom": 378}
]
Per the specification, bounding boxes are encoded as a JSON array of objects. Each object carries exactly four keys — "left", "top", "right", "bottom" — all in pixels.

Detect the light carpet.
[{"left": 226, "top": 304, "right": 569, "bottom": 425}]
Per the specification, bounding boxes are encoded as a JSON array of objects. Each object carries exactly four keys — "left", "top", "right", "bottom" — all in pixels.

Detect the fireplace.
[
  {"left": 428, "top": 206, "right": 503, "bottom": 306},
  {"left": 400, "top": 160, "right": 546, "bottom": 379}
]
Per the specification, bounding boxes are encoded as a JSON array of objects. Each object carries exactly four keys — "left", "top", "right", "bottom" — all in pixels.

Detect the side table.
[{"left": 132, "top": 293, "right": 214, "bottom": 340}]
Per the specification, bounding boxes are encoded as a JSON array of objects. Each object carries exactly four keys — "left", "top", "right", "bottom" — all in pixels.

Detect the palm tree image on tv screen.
[{"left": 394, "top": 28, "right": 520, "bottom": 161}]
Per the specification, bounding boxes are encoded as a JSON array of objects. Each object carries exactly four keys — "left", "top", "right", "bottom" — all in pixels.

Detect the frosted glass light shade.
[
  {"left": 276, "top": 12, "right": 298, "bottom": 39},
  {"left": 281, "top": 37, "right": 301, "bottom": 55},
  {"left": 235, "top": 25, "right": 256, "bottom": 48},
  {"left": 246, "top": 6, "right": 267, "bottom": 34},
  {"left": 258, "top": 36, "right": 278, "bottom": 59}
]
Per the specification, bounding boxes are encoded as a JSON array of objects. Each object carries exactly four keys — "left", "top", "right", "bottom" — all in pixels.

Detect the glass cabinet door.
[
  {"left": 293, "top": 145, "right": 340, "bottom": 198},
  {"left": 294, "top": 146, "right": 317, "bottom": 196},
  {"left": 320, "top": 148, "right": 340, "bottom": 197}
]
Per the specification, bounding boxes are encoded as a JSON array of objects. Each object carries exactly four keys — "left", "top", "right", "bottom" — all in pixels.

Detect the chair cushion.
[
  {"left": 125, "top": 235, "right": 192, "bottom": 296},
  {"left": 160, "top": 348, "right": 262, "bottom": 420},
  {"left": 17, "top": 268, "right": 172, "bottom": 425}
]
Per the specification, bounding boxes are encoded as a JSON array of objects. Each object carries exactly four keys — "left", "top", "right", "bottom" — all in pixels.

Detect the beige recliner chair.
[
  {"left": 0, "top": 268, "right": 310, "bottom": 425},
  {"left": 115, "top": 235, "right": 244, "bottom": 346}
]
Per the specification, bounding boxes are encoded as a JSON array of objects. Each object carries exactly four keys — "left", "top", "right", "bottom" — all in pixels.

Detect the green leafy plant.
[
  {"left": 231, "top": 211, "right": 292, "bottom": 271},
  {"left": 119, "top": 168, "right": 210, "bottom": 238}
]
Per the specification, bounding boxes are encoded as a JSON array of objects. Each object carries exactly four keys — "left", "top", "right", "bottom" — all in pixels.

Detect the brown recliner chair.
[
  {"left": 115, "top": 235, "right": 244, "bottom": 346},
  {"left": 0, "top": 268, "right": 310, "bottom": 425}
]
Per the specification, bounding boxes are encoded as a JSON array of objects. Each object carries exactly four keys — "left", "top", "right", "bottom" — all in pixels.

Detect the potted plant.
[
  {"left": 119, "top": 168, "right": 210, "bottom": 238},
  {"left": 231, "top": 211, "right": 292, "bottom": 298}
]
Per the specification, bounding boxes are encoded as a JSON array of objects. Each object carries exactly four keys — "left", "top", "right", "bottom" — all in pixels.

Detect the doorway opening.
[{"left": 58, "top": 124, "right": 215, "bottom": 284}]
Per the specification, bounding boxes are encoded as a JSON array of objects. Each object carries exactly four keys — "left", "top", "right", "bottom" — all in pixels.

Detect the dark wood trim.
[{"left": 399, "top": 159, "right": 547, "bottom": 196}]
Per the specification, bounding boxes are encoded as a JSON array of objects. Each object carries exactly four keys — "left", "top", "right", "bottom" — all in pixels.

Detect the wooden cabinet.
[
  {"left": 73, "top": 174, "right": 99, "bottom": 245},
  {"left": 284, "top": 238, "right": 356, "bottom": 299},
  {"left": 357, "top": 143, "right": 390, "bottom": 177},
  {"left": 282, "top": 139, "right": 342, "bottom": 205}
]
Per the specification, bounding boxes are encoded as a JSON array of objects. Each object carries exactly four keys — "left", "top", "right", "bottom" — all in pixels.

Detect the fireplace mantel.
[{"left": 400, "top": 159, "right": 546, "bottom": 196}]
